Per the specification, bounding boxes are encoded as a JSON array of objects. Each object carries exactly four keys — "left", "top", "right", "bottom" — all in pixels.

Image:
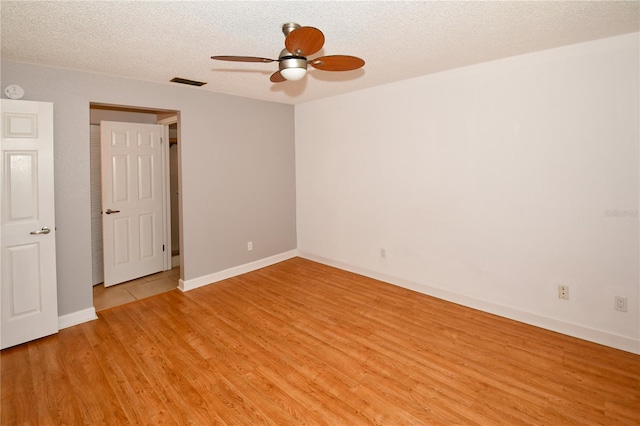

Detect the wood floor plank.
[
  {"left": 236, "top": 270, "right": 546, "bottom": 423},
  {"left": 2, "top": 257, "right": 639, "bottom": 425},
  {"left": 0, "top": 344, "right": 35, "bottom": 425},
  {"left": 181, "top": 288, "right": 368, "bottom": 424},
  {"left": 80, "top": 315, "right": 178, "bottom": 425},
  {"left": 135, "top": 295, "right": 292, "bottom": 425},
  {"left": 29, "top": 335, "right": 85, "bottom": 424},
  {"left": 101, "top": 306, "right": 228, "bottom": 425},
  {"left": 229, "top": 274, "right": 490, "bottom": 424}
]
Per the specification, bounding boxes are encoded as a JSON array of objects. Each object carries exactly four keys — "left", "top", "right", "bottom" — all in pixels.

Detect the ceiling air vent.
[{"left": 170, "top": 77, "right": 207, "bottom": 87}]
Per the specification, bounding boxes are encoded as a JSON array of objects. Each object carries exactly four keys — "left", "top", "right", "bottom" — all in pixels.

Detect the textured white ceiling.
[{"left": 2, "top": 1, "right": 639, "bottom": 104}]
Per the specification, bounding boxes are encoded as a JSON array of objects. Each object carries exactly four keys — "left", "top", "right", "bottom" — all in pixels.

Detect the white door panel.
[
  {"left": 101, "top": 121, "right": 167, "bottom": 287},
  {"left": 1, "top": 100, "right": 58, "bottom": 349}
]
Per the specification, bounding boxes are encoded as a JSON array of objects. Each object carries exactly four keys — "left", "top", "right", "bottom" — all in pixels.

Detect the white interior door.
[
  {"left": 1, "top": 99, "right": 58, "bottom": 349},
  {"left": 101, "top": 121, "right": 168, "bottom": 287}
]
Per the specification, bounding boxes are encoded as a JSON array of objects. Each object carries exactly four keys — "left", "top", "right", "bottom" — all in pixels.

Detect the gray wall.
[
  {"left": 89, "top": 108, "right": 158, "bottom": 125},
  {"left": 1, "top": 61, "right": 297, "bottom": 316}
]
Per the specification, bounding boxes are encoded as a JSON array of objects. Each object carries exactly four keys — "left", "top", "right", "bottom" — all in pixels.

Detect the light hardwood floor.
[{"left": 2, "top": 258, "right": 639, "bottom": 425}]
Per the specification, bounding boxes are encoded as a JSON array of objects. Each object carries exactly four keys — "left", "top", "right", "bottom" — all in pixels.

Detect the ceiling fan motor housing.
[
  {"left": 278, "top": 47, "right": 307, "bottom": 80},
  {"left": 279, "top": 56, "right": 307, "bottom": 80},
  {"left": 279, "top": 56, "right": 307, "bottom": 71}
]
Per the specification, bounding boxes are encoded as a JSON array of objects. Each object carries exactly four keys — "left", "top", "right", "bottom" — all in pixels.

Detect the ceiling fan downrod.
[{"left": 281, "top": 22, "right": 301, "bottom": 37}]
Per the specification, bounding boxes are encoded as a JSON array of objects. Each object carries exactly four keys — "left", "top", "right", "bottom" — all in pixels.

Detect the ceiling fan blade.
[
  {"left": 211, "top": 55, "right": 276, "bottom": 63},
  {"left": 270, "top": 71, "right": 286, "bottom": 83},
  {"left": 285, "top": 26, "right": 325, "bottom": 57},
  {"left": 310, "top": 55, "right": 365, "bottom": 71}
]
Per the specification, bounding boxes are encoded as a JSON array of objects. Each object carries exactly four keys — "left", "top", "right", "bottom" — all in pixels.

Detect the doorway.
[{"left": 89, "top": 104, "right": 181, "bottom": 310}]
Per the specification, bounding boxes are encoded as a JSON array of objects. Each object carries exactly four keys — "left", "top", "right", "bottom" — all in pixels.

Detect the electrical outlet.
[
  {"left": 380, "top": 248, "right": 386, "bottom": 259},
  {"left": 615, "top": 296, "right": 627, "bottom": 312},
  {"left": 557, "top": 285, "right": 569, "bottom": 300},
  {"left": 247, "top": 241, "right": 253, "bottom": 251}
]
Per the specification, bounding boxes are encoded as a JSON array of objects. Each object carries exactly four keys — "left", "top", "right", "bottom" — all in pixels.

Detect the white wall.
[
  {"left": 296, "top": 33, "right": 639, "bottom": 352},
  {"left": 1, "top": 61, "right": 297, "bottom": 316}
]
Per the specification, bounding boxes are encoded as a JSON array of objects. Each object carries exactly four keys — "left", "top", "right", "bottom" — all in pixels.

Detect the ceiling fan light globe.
[
  {"left": 279, "top": 57, "right": 308, "bottom": 81},
  {"left": 281, "top": 67, "right": 307, "bottom": 81}
]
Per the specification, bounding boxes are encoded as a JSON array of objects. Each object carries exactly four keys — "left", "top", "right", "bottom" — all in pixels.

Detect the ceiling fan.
[{"left": 211, "top": 23, "right": 365, "bottom": 83}]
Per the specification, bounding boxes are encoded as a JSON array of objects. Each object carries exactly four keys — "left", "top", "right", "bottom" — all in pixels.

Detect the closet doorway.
[{"left": 89, "top": 104, "right": 181, "bottom": 311}]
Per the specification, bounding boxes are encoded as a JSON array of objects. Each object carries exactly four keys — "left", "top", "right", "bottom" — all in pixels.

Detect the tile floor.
[{"left": 93, "top": 266, "right": 180, "bottom": 311}]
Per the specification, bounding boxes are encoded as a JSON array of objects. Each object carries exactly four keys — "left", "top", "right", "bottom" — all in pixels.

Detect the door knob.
[
  {"left": 30, "top": 226, "right": 51, "bottom": 235},
  {"left": 105, "top": 209, "right": 121, "bottom": 215}
]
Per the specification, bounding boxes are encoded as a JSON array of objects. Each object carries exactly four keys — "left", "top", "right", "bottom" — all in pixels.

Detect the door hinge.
[
  {"left": 162, "top": 244, "right": 165, "bottom": 252},
  {"left": 160, "top": 137, "right": 163, "bottom": 144}
]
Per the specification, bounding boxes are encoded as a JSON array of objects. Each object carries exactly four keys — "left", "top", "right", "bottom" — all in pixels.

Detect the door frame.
[
  {"left": 89, "top": 104, "right": 178, "bottom": 288},
  {"left": 160, "top": 122, "right": 172, "bottom": 271},
  {"left": 157, "top": 114, "right": 179, "bottom": 271}
]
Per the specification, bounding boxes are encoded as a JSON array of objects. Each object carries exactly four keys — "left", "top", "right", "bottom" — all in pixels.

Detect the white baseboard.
[
  {"left": 179, "top": 250, "right": 298, "bottom": 292},
  {"left": 58, "top": 307, "right": 98, "bottom": 330},
  {"left": 298, "top": 251, "right": 640, "bottom": 355}
]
